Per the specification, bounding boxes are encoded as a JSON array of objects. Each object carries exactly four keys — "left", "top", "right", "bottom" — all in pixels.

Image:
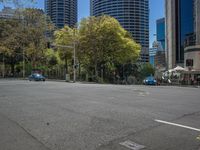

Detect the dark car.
[
  {"left": 143, "top": 76, "right": 157, "bottom": 85},
  {"left": 28, "top": 73, "right": 45, "bottom": 81}
]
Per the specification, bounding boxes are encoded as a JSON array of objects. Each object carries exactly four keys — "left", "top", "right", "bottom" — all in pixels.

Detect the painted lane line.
[
  {"left": 120, "top": 140, "right": 145, "bottom": 150},
  {"left": 155, "top": 119, "right": 200, "bottom": 132}
]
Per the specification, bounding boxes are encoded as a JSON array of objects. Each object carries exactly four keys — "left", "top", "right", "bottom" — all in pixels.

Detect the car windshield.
[
  {"left": 33, "top": 74, "right": 42, "bottom": 77},
  {"left": 147, "top": 77, "right": 154, "bottom": 80}
]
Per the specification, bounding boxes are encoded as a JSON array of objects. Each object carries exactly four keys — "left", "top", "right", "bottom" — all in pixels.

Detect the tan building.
[
  {"left": 184, "top": 0, "right": 200, "bottom": 71},
  {"left": 165, "top": 0, "right": 200, "bottom": 69},
  {"left": 165, "top": 0, "right": 177, "bottom": 69},
  {"left": 184, "top": 46, "right": 200, "bottom": 71},
  {"left": 195, "top": 0, "right": 200, "bottom": 45},
  {"left": 155, "top": 51, "right": 166, "bottom": 69},
  {"left": 165, "top": 0, "right": 200, "bottom": 84}
]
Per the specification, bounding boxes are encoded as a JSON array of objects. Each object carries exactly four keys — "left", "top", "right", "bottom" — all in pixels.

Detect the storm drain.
[{"left": 119, "top": 140, "right": 145, "bottom": 150}]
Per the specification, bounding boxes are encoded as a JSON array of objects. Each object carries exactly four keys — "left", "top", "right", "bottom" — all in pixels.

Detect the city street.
[{"left": 0, "top": 80, "right": 200, "bottom": 150}]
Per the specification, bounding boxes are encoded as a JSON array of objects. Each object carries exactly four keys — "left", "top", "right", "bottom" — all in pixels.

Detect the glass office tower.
[
  {"left": 156, "top": 18, "right": 165, "bottom": 50},
  {"left": 166, "top": 0, "right": 195, "bottom": 69},
  {"left": 45, "top": 0, "right": 77, "bottom": 28},
  {"left": 90, "top": 0, "right": 149, "bottom": 63},
  {"left": 178, "top": 0, "right": 194, "bottom": 63}
]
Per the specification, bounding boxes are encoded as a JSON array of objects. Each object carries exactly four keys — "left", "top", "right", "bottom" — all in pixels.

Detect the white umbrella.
[
  {"left": 168, "top": 69, "right": 175, "bottom": 73},
  {"left": 173, "top": 66, "right": 187, "bottom": 71}
]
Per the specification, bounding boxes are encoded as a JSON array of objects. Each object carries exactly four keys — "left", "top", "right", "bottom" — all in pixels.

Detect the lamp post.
[
  {"left": 73, "top": 28, "right": 77, "bottom": 83},
  {"left": 73, "top": 40, "right": 76, "bottom": 83},
  {"left": 51, "top": 44, "right": 76, "bottom": 82},
  {"left": 0, "top": 52, "right": 5, "bottom": 78},
  {"left": 2, "top": 53, "right": 5, "bottom": 78},
  {"left": 23, "top": 49, "right": 25, "bottom": 78}
]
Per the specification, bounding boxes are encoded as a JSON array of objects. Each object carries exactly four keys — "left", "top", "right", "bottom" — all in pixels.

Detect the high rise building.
[
  {"left": 45, "top": 0, "right": 77, "bottom": 28},
  {"left": 149, "top": 41, "right": 166, "bottom": 68},
  {"left": 165, "top": 0, "right": 200, "bottom": 69},
  {"left": 0, "top": 7, "right": 16, "bottom": 19},
  {"left": 90, "top": 0, "right": 149, "bottom": 63},
  {"left": 155, "top": 18, "right": 166, "bottom": 69},
  {"left": 156, "top": 18, "right": 165, "bottom": 50},
  {"left": 149, "top": 47, "right": 157, "bottom": 67}
]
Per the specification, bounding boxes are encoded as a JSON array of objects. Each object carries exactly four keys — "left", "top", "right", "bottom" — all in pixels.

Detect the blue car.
[
  {"left": 143, "top": 76, "right": 157, "bottom": 85},
  {"left": 28, "top": 73, "right": 45, "bottom": 81}
]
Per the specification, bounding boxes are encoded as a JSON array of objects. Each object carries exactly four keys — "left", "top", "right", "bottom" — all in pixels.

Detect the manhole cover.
[{"left": 120, "top": 140, "right": 145, "bottom": 150}]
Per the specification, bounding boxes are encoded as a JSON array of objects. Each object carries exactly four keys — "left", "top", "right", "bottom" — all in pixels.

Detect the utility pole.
[
  {"left": 23, "top": 49, "right": 25, "bottom": 78},
  {"left": 50, "top": 43, "right": 76, "bottom": 82},
  {"left": 73, "top": 40, "right": 76, "bottom": 83},
  {"left": 73, "top": 28, "right": 77, "bottom": 83},
  {"left": 3, "top": 53, "right": 5, "bottom": 78}
]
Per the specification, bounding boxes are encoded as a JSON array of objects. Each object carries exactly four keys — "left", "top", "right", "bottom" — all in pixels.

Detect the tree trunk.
[
  {"left": 11, "top": 64, "right": 15, "bottom": 77},
  {"left": 78, "top": 61, "right": 81, "bottom": 81},
  {"left": 94, "top": 60, "right": 98, "bottom": 81},
  {"left": 65, "top": 57, "right": 68, "bottom": 74}
]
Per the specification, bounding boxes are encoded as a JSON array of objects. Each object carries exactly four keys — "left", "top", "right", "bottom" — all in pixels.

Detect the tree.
[
  {"left": 45, "top": 48, "right": 59, "bottom": 67},
  {"left": 22, "top": 8, "right": 54, "bottom": 68},
  {"left": 0, "top": 18, "right": 25, "bottom": 75},
  {"left": 54, "top": 26, "right": 77, "bottom": 74},
  {"left": 0, "top": 8, "right": 54, "bottom": 76},
  {"left": 138, "top": 63, "right": 155, "bottom": 79},
  {"left": 78, "top": 15, "right": 141, "bottom": 82}
]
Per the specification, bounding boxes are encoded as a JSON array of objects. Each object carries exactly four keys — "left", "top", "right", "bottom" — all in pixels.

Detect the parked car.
[
  {"left": 143, "top": 76, "right": 157, "bottom": 85},
  {"left": 28, "top": 73, "right": 45, "bottom": 81}
]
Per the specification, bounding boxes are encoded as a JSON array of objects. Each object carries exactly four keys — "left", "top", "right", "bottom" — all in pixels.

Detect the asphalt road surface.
[{"left": 0, "top": 80, "right": 200, "bottom": 150}]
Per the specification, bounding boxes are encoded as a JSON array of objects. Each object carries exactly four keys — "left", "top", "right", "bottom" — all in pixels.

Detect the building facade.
[
  {"left": 0, "top": 7, "right": 16, "bottom": 19},
  {"left": 90, "top": 0, "right": 149, "bottom": 63},
  {"left": 184, "top": 0, "right": 200, "bottom": 71},
  {"left": 156, "top": 18, "right": 165, "bottom": 50},
  {"left": 45, "top": 0, "right": 77, "bottom": 28},
  {"left": 149, "top": 47, "right": 157, "bottom": 67},
  {"left": 149, "top": 41, "right": 165, "bottom": 69},
  {"left": 165, "top": 0, "right": 199, "bottom": 69}
]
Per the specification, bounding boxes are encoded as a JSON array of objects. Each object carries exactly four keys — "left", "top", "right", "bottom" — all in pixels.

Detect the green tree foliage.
[
  {"left": 0, "top": 8, "right": 54, "bottom": 76},
  {"left": 0, "top": 18, "right": 25, "bottom": 74},
  {"left": 22, "top": 8, "right": 54, "bottom": 67},
  {"left": 45, "top": 48, "right": 60, "bottom": 67},
  {"left": 53, "top": 16, "right": 140, "bottom": 82},
  {"left": 54, "top": 26, "right": 77, "bottom": 73},
  {"left": 138, "top": 63, "right": 155, "bottom": 79},
  {"left": 78, "top": 15, "right": 141, "bottom": 81}
]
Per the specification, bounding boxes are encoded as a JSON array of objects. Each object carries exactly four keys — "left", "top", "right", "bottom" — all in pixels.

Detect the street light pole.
[
  {"left": 3, "top": 53, "right": 5, "bottom": 78},
  {"left": 23, "top": 49, "right": 25, "bottom": 78},
  {"left": 73, "top": 27, "right": 77, "bottom": 83},
  {"left": 22, "top": 13, "right": 25, "bottom": 79},
  {"left": 73, "top": 40, "right": 76, "bottom": 83},
  {"left": 50, "top": 42, "right": 76, "bottom": 83}
]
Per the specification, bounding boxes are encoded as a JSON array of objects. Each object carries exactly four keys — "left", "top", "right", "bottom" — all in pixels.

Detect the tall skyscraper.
[
  {"left": 90, "top": 0, "right": 149, "bottom": 63},
  {"left": 45, "top": 0, "right": 77, "bottom": 28},
  {"left": 165, "top": 0, "right": 200, "bottom": 69},
  {"left": 156, "top": 18, "right": 165, "bottom": 50},
  {"left": 149, "top": 41, "right": 166, "bottom": 69}
]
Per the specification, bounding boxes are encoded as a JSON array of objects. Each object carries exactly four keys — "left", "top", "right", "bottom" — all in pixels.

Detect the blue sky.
[{"left": 0, "top": 0, "right": 164, "bottom": 47}]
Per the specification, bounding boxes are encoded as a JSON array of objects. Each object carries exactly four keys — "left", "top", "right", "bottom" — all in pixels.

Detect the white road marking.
[
  {"left": 120, "top": 140, "right": 145, "bottom": 150},
  {"left": 155, "top": 119, "right": 200, "bottom": 132}
]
